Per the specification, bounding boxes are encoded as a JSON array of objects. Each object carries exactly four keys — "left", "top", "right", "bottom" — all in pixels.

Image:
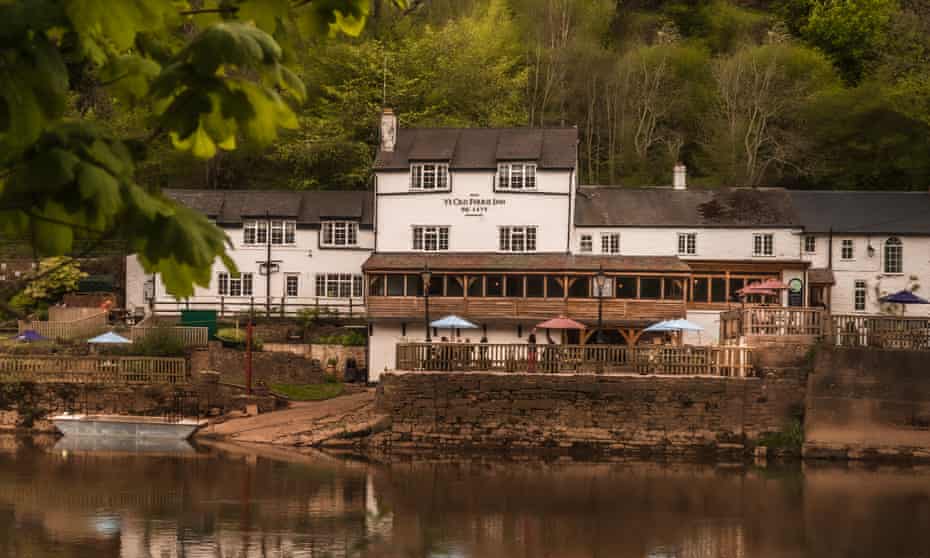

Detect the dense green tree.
[
  {"left": 803, "top": 83, "right": 930, "bottom": 189},
  {"left": 801, "top": 0, "right": 897, "bottom": 83}
]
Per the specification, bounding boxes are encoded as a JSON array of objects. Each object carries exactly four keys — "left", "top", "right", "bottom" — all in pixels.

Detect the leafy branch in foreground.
[{"left": 0, "top": 0, "right": 406, "bottom": 298}]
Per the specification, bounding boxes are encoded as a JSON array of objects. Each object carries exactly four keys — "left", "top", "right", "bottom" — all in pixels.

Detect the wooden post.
[{"left": 245, "top": 319, "right": 253, "bottom": 395}]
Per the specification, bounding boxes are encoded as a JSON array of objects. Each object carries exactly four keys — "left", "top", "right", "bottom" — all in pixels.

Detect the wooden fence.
[
  {"left": 0, "top": 355, "right": 188, "bottom": 384},
  {"left": 396, "top": 343, "right": 753, "bottom": 377},
  {"left": 130, "top": 325, "right": 209, "bottom": 347},
  {"left": 720, "top": 307, "right": 930, "bottom": 351},
  {"left": 831, "top": 314, "right": 930, "bottom": 350},
  {"left": 17, "top": 310, "right": 108, "bottom": 341},
  {"left": 152, "top": 296, "right": 365, "bottom": 319},
  {"left": 720, "top": 306, "right": 827, "bottom": 342}
]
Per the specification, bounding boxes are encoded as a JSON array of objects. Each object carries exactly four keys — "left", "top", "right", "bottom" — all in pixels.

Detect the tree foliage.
[
  {"left": 4, "top": 0, "right": 929, "bottom": 306},
  {"left": 17, "top": 257, "right": 87, "bottom": 311},
  {"left": 0, "top": 0, "right": 405, "bottom": 300}
]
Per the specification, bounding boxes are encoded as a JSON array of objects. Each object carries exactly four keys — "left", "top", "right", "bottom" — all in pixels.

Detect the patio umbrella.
[
  {"left": 87, "top": 331, "right": 132, "bottom": 344},
  {"left": 644, "top": 319, "right": 705, "bottom": 345},
  {"left": 536, "top": 316, "right": 586, "bottom": 345},
  {"left": 430, "top": 315, "right": 478, "bottom": 339},
  {"left": 643, "top": 319, "right": 704, "bottom": 332},
  {"left": 755, "top": 278, "right": 789, "bottom": 290},
  {"left": 737, "top": 286, "right": 778, "bottom": 296},
  {"left": 536, "top": 316, "right": 586, "bottom": 330},
  {"left": 13, "top": 330, "right": 46, "bottom": 342},
  {"left": 879, "top": 290, "right": 930, "bottom": 304}
]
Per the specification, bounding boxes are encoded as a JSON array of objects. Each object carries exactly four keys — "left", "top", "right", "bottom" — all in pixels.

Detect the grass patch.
[{"left": 271, "top": 382, "right": 344, "bottom": 401}]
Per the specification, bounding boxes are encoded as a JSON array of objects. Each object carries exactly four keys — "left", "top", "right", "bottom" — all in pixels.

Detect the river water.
[{"left": 1, "top": 435, "right": 929, "bottom": 558}]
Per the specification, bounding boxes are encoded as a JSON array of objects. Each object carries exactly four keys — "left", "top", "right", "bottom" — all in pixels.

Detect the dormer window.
[
  {"left": 497, "top": 162, "right": 537, "bottom": 190},
  {"left": 410, "top": 163, "right": 450, "bottom": 191},
  {"left": 322, "top": 221, "right": 358, "bottom": 247}
]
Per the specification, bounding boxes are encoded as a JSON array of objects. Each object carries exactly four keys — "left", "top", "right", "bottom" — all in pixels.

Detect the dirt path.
[{"left": 199, "top": 389, "right": 388, "bottom": 447}]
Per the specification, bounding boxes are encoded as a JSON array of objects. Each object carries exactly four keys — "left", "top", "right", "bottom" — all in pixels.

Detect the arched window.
[{"left": 884, "top": 237, "right": 903, "bottom": 274}]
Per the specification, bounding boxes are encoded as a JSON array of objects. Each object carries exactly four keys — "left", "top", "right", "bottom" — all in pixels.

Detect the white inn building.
[{"left": 126, "top": 109, "right": 930, "bottom": 380}]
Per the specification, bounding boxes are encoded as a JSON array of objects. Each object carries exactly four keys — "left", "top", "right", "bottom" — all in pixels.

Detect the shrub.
[
  {"left": 312, "top": 330, "right": 367, "bottom": 346},
  {"left": 131, "top": 327, "right": 186, "bottom": 357},
  {"left": 757, "top": 419, "right": 804, "bottom": 453},
  {"left": 216, "top": 328, "right": 263, "bottom": 351}
]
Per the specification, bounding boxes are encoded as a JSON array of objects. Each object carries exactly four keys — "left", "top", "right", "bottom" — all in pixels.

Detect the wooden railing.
[
  {"left": 831, "top": 314, "right": 930, "bottom": 350},
  {"left": 719, "top": 306, "right": 827, "bottom": 341},
  {"left": 368, "top": 296, "right": 686, "bottom": 322},
  {"left": 152, "top": 296, "right": 365, "bottom": 319},
  {"left": 0, "top": 355, "right": 188, "bottom": 384},
  {"left": 130, "top": 325, "right": 209, "bottom": 347},
  {"left": 396, "top": 343, "right": 753, "bottom": 377},
  {"left": 17, "top": 310, "right": 108, "bottom": 341}
]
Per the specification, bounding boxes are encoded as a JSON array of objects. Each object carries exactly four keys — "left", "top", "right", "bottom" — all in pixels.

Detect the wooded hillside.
[{"left": 90, "top": 0, "right": 930, "bottom": 191}]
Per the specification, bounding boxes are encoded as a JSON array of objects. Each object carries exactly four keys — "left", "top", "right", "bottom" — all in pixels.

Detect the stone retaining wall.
[
  {"left": 0, "top": 376, "right": 264, "bottom": 432},
  {"left": 376, "top": 370, "right": 806, "bottom": 457},
  {"left": 191, "top": 343, "right": 325, "bottom": 386},
  {"left": 804, "top": 347, "right": 930, "bottom": 460}
]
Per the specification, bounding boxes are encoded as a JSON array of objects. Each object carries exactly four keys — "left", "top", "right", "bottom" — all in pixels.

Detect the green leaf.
[
  {"left": 99, "top": 55, "right": 162, "bottom": 103},
  {"left": 77, "top": 162, "right": 122, "bottom": 216},
  {"left": 171, "top": 124, "right": 217, "bottom": 159},
  {"left": 236, "top": 0, "right": 289, "bottom": 34}
]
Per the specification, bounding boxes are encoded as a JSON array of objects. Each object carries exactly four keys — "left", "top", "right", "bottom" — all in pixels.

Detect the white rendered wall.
[
  {"left": 375, "top": 170, "right": 573, "bottom": 253},
  {"left": 134, "top": 225, "right": 373, "bottom": 311},
  {"left": 801, "top": 234, "right": 930, "bottom": 315},
  {"left": 125, "top": 254, "right": 148, "bottom": 311},
  {"left": 570, "top": 227, "right": 804, "bottom": 260},
  {"left": 684, "top": 310, "right": 721, "bottom": 345}
]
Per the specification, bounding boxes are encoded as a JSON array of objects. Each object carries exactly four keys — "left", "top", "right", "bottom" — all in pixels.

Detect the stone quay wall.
[
  {"left": 804, "top": 347, "right": 930, "bottom": 461},
  {"left": 192, "top": 343, "right": 366, "bottom": 386},
  {"left": 376, "top": 370, "right": 806, "bottom": 457},
  {"left": 0, "top": 373, "right": 278, "bottom": 432},
  {"left": 191, "top": 344, "right": 325, "bottom": 386}
]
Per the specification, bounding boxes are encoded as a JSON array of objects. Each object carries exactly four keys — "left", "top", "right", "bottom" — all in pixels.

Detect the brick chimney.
[
  {"left": 380, "top": 108, "right": 397, "bottom": 152},
  {"left": 673, "top": 163, "right": 687, "bottom": 190}
]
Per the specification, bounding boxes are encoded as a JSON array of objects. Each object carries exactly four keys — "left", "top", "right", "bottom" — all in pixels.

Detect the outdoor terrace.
[
  {"left": 720, "top": 306, "right": 930, "bottom": 351},
  {"left": 396, "top": 343, "right": 753, "bottom": 377}
]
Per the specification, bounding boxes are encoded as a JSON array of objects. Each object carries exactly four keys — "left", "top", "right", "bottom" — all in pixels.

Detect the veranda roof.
[{"left": 363, "top": 253, "right": 691, "bottom": 273}]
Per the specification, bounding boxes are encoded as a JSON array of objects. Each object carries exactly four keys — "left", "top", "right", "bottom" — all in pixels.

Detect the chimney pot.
[
  {"left": 673, "top": 163, "right": 687, "bottom": 190},
  {"left": 380, "top": 108, "right": 397, "bottom": 153}
]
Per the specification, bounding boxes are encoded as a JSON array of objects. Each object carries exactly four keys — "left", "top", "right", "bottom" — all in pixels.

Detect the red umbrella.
[
  {"left": 536, "top": 316, "right": 587, "bottom": 330},
  {"left": 755, "top": 278, "right": 789, "bottom": 290},
  {"left": 737, "top": 285, "right": 778, "bottom": 296}
]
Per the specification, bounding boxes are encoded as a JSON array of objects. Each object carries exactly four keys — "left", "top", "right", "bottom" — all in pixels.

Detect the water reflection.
[{"left": 1, "top": 434, "right": 929, "bottom": 557}]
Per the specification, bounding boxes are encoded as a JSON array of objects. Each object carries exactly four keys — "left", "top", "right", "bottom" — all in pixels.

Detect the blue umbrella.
[
  {"left": 880, "top": 290, "right": 930, "bottom": 304},
  {"left": 87, "top": 331, "right": 132, "bottom": 344},
  {"left": 13, "top": 330, "right": 46, "bottom": 342},
  {"left": 430, "top": 315, "right": 478, "bottom": 340},
  {"left": 430, "top": 315, "right": 478, "bottom": 329},
  {"left": 644, "top": 319, "right": 704, "bottom": 332}
]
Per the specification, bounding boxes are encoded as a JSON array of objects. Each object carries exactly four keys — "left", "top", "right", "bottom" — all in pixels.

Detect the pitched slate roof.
[
  {"left": 790, "top": 191, "right": 930, "bottom": 234},
  {"left": 363, "top": 253, "right": 690, "bottom": 273},
  {"left": 374, "top": 128, "right": 578, "bottom": 170},
  {"left": 163, "top": 189, "right": 373, "bottom": 226},
  {"left": 575, "top": 187, "right": 800, "bottom": 227}
]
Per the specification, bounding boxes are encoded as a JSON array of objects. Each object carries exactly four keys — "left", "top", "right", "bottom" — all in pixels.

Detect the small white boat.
[{"left": 52, "top": 414, "right": 207, "bottom": 441}]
